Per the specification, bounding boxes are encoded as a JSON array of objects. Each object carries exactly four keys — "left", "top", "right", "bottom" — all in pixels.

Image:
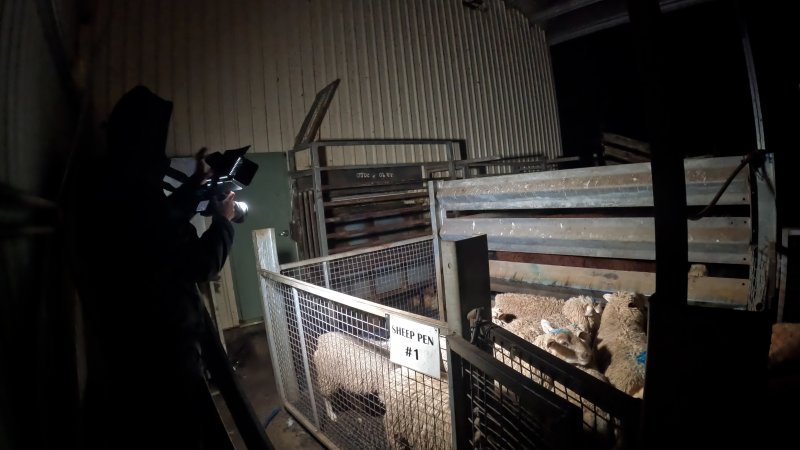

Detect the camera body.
[{"left": 196, "top": 146, "right": 258, "bottom": 223}]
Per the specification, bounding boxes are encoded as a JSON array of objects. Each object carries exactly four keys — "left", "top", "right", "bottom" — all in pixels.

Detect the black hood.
[{"left": 107, "top": 85, "right": 173, "bottom": 167}]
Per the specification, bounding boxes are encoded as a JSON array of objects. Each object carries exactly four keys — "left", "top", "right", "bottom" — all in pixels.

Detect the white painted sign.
[{"left": 389, "top": 314, "right": 441, "bottom": 378}]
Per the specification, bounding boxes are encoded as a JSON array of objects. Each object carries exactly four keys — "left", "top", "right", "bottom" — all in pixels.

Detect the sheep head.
[
  {"left": 540, "top": 319, "right": 593, "bottom": 366},
  {"left": 602, "top": 292, "right": 648, "bottom": 318}
]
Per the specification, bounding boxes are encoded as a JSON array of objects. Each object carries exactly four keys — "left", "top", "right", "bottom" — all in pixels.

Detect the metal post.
[
  {"left": 253, "top": 229, "right": 298, "bottom": 402},
  {"left": 322, "top": 260, "right": 331, "bottom": 289},
  {"left": 441, "top": 235, "right": 491, "bottom": 339},
  {"left": 446, "top": 342, "right": 471, "bottom": 449},
  {"left": 428, "top": 181, "right": 446, "bottom": 318},
  {"left": 446, "top": 142, "right": 456, "bottom": 180},
  {"left": 739, "top": 4, "right": 777, "bottom": 311},
  {"left": 626, "top": 0, "right": 688, "bottom": 447},
  {"left": 310, "top": 142, "right": 329, "bottom": 256},
  {"left": 290, "top": 288, "right": 321, "bottom": 428}
]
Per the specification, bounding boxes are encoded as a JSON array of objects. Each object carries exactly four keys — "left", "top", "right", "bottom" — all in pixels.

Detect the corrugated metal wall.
[
  {"left": 1, "top": 0, "right": 74, "bottom": 194},
  {"left": 1, "top": 1, "right": 80, "bottom": 448},
  {"left": 91, "top": 0, "right": 561, "bottom": 164}
]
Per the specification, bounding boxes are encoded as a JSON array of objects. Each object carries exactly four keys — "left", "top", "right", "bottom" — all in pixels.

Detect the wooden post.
[{"left": 441, "top": 235, "right": 491, "bottom": 339}]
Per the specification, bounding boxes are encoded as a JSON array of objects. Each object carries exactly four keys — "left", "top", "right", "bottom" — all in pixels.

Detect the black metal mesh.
[
  {"left": 281, "top": 238, "right": 439, "bottom": 318},
  {"left": 485, "top": 327, "right": 641, "bottom": 450},
  {"left": 460, "top": 360, "right": 564, "bottom": 449}
]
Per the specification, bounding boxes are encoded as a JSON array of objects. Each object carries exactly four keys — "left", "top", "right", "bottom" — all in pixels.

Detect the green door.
[{"left": 228, "top": 152, "right": 297, "bottom": 322}]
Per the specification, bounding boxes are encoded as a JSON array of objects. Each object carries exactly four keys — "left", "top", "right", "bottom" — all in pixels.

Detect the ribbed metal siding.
[
  {"left": 1, "top": 0, "right": 74, "bottom": 194},
  {"left": 91, "top": 0, "right": 561, "bottom": 163}
]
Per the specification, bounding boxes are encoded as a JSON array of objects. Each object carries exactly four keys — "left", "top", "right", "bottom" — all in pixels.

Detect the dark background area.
[
  {"left": 551, "top": 1, "right": 756, "bottom": 161},
  {"left": 550, "top": 0, "right": 800, "bottom": 229}
]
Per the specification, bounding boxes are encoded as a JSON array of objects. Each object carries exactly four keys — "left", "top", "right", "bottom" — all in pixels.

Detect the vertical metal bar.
[
  {"left": 441, "top": 235, "right": 491, "bottom": 339},
  {"left": 428, "top": 180, "right": 445, "bottom": 317},
  {"left": 310, "top": 142, "right": 329, "bottom": 256},
  {"left": 253, "top": 229, "right": 297, "bottom": 402},
  {"left": 738, "top": 9, "right": 766, "bottom": 151},
  {"left": 446, "top": 141, "right": 456, "bottom": 180},
  {"left": 446, "top": 340, "right": 471, "bottom": 449},
  {"left": 777, "top": 228, "right": 791, "bottom": 322},
  {"left": 739, "top": 5, "right": 777, "bottom": 311},
  {"left": 322, "top": 260, "right": 331, "bottom": 289},
  {"left": 626, "top": 0, "right": 687, "bottom": 448},
  {"left": 290, "top": 287, "right": 321, "bottom": 428}
]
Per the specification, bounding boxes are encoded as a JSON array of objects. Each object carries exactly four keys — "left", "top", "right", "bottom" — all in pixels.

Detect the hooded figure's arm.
[{"left": 166, "top": 212, "right": 234, "bottom": 283}]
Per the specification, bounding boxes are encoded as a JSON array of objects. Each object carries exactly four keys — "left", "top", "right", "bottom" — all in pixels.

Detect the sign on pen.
[{"left": 389, "top": 314, "right": 441, "bottom": 378}]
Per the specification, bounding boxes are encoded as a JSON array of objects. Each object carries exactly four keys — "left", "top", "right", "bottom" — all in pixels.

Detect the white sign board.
[{"left": 389, "top": 314, "right": 441, "bottom": 379}]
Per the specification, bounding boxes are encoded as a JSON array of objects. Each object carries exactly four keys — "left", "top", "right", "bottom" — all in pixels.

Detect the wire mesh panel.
[
  {"left": 281, "top": 237, "right": 439, "bottom": 318},
  {"left": 478, "top": 324, "right": 642, "bottom": 450},
  {"left": 447, "top": 335, "right": 582, "bottom": 450},
  {"left": 261, "top": 270, "right": 451, "bottom": 450}
]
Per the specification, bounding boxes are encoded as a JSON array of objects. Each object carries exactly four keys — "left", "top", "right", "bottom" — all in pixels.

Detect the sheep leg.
[{"left": 324, "top": 397, "right": 338, "bottom": 421}]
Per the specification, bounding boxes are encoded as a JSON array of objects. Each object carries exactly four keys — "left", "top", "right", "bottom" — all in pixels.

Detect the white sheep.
[
  {"left": 595, "top": 292, "right": 648, "bottom": 396},
  {"left": 313, "top": 331, "right": 452, "bottom": 449},
  {"left": 492, "top": 294, "right": 601, "bottom": 366},
  {"left": 380, "top": 367, "right": 452, "bottom": 450},
  {"left": 532, "top": 319, "right": 593, "bottom": 366},
  {"left": 312, "top": 331, "right": 393, "bottom": 421}
]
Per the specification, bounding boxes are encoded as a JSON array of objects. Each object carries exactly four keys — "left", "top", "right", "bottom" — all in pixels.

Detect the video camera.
[{"left": 195, "top": 146, "right": 259, "bottom": 223}]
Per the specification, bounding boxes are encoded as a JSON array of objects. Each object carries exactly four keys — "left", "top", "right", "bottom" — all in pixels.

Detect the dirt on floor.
[{"left": 213, "top": 324, "right": 324, "bottom": 450}]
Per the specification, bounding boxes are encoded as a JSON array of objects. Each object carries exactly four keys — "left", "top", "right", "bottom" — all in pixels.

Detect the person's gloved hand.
[{"left": 214, "top": 191, "right": 236, "bottom": 222}]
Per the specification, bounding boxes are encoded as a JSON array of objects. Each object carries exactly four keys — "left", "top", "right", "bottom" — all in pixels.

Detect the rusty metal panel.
[
  {"left": 435, "top": 156, "right": 750, "bottom": 210},
  {"left": 91, "top": 0, "right": 561, "bottom": 161},
  {"left": 441, "top": 216, "right": 751, "bottom": 264}
]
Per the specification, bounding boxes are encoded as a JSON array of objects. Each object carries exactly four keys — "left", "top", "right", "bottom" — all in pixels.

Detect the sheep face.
[
  {"left": 541, "top": 320, "right": 593, "bottom": 366},
  {"left": 417, "top": 285, "right": 438, "bottom": 311},
  {"left": 546, "top": 332, "right": 593, "bottom": 366},
  {"left": 603, "top": 291, "right": 647, "bottom": 311}
]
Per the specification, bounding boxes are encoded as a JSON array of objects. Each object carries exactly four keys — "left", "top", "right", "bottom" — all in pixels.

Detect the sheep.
[
  {"left": 532, "top": 319, "right": 594, "bottom": 366},
  {"left": 313, "top": 331, "right": 452, "bottom": 449},
  {"left": 688, "top": 263, "right": 708, "bottom": 277},
  {"left": 417, "top": 285, "right": 438, "bottom": 312},
  {"left": 380, "top": 366, "right": 452, "bottom": 450},
  {"left": 563, "top": 295, "right": 605, "bottom": 337},
  {"left": 492, "top": 294, "right": 601, "bottom": 366},
  {"left": 312, "top": 331, "right": 393, "bottom": 421},
  {"left": 595, "top": 291, "right": 648, "bottom": 396},
  {"left": 493, "top": 293, "right": 602, "bottom": 340}
]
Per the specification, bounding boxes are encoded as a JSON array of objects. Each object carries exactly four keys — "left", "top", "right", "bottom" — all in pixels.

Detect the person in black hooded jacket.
[{"left": 77, "top": 86, "right": 235, "bottom": 449}]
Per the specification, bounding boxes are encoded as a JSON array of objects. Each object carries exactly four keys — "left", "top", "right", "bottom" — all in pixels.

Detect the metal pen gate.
[
  {"left": 254, "top": 232, "right": 642, "bottom": 450},
  {"left": 463, "top": 313, "right": 642, "bottom": 450},
  {"left": 254, "top": 233, "right": 451, "bottom": 449}
]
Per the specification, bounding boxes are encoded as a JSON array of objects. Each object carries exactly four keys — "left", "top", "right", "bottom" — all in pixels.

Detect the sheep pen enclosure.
[
  {"left": 254, "top": 234, "right": 452, "bottom": 449},
  {"left": 252, "top": 155, "right": 776, "bottom": 450},
  {"left": 254, "top": 232, "right": 641, "bottom": 450}
]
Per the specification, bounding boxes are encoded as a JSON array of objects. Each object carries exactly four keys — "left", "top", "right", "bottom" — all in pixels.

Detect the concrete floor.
[{"left": 213, "top": 324, "right": 324, "bottom": 450}]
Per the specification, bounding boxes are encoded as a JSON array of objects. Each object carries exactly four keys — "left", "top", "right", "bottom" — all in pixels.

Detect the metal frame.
[
  {"left": 255, "top": 231, "right": 451, "bottom": 449},
  {"left": 476, "top": 322, "right": 642, "bottom": 449},
  {"left": 447, "top": 334, "right": 584, "bottom": 449},
  {"left": 280, "top": 235, "right": 434, "bottom": 271},
  {"left": 259, "top": 269, "right": 445, "bottom": 330},
  {"left": 739, "top": 4, "right": 778, "bottom": 312},
  {"left": 776, "top": 228, "right": 800, "bottom": 322},
  {"left": 288, "top": 138, "right": 465, "bottom": 258},
  {"left": 429, "top": 156, "right": 763, "bottom": 308}
]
